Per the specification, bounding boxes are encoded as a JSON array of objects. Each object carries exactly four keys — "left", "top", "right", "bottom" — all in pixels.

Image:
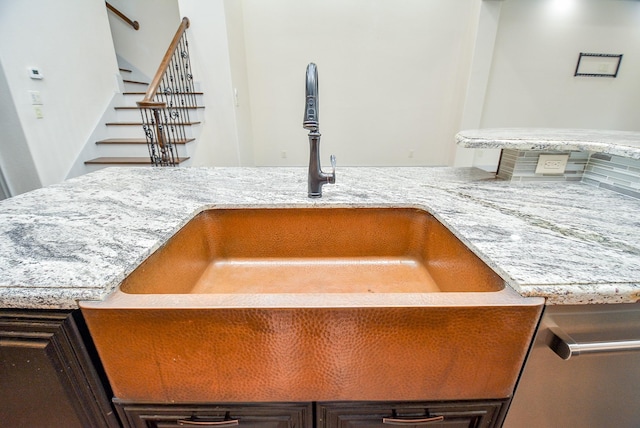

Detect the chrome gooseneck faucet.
[{"left": 303, "top": 62, "right": 335, "bottom": 198}]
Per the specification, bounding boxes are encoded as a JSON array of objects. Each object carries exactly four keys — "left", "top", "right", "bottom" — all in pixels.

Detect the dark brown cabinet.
[
  {"left": 0, "top": 310, "right": 120, "bottom": 427},
  {"left": 114, "top": 400, "right": 507, "bottom": 428},
  {"left": 317, "top": 401, "right": 508, "bottom": 428},
  {"left": 114, "top": 402, "right": 313, "bottom": 428}
]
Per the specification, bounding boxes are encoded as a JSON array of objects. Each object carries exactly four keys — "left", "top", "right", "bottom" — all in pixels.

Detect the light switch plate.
[
  {"left": 29, "top": 91, "right": 42, "bottom": 105},
  {"left": 535, "top": 154, "right": 569, "bottom": 174}
]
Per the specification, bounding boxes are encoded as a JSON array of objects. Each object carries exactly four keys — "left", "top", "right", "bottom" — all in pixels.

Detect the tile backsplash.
[
  {"left": 497, "top": 149, "right": 640, "bottom": 199},
  {"left": 497, "top": 150, "right": 589, "bottom": 182},
  {"left": 583, "top": 153, "right": 640, "bottom": 199}
]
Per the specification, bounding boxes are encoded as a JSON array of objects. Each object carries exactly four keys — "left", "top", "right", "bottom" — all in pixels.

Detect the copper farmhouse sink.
[
  {"left": 119, "top": 207, "right": 505, "bottom": 294},
  {"left": 81, "top": 207, "right": 543, "bottom": 404}
]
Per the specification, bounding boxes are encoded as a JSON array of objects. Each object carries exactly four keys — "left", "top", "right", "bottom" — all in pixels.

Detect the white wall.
[
  {"left": 484, "top": 0, "right": 640, "bottom": 129},
  {"left": 224, "top": 0, "right": 255, "bottom": 166},
  {"left": 0, "top": 61, "right": 41, "bottom": 196},
  {"left": 241, "top": 0, "right": 480, "bottom": 167},
  {"left": 0, "top": 0, "right": 119, "bottom": 186},
  {"left": 476, "top": 0, "right": 640, "bottom": 168},
  {"left": 177, "top": 0, "right": 251, "bottom": 166},
  {"left": 107, "top": 0, "right": 180, "bottom": 79},
  {"left": 454, "top": 0, "right": 503, "bottom": 168}
]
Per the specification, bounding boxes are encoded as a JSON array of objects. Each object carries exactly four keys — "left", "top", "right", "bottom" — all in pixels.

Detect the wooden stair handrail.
[
  {"left": 137, "top": 17, "right": 190, "bottom": 109},
  {"left": 106, "top": 2, "right": 139, "bottom": 30}
]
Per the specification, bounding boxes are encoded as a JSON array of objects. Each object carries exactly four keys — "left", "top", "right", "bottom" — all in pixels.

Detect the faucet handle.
[{"left": 329, "top": 154, "right": 337, "bottom": 184}]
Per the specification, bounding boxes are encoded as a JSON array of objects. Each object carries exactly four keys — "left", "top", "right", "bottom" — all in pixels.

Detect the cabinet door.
[
  {"left": 0, "top": 310, "right": 119, "bottom": 428},
  {"left": 115, "top": 402, "right": 313, "bottom": 428},
  {"left": 317, "top": 400, "right": 507, "bottom": 428}
]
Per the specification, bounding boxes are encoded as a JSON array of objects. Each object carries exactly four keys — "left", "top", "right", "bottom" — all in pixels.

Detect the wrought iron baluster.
[{"left": 137, "top": 17, "right": 194, "bottom": 167}]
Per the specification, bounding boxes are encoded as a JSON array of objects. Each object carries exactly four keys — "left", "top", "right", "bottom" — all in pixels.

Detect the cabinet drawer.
[
  {"left": 114, "top": 402, "right": 313, "bottom": 428},
  {"left": 317, "top": 400, "right": 507, "bottom": 428}
]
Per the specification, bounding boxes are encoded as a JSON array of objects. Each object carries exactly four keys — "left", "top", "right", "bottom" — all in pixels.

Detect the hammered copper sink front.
[{"left": 80, "top": 208, "right": 544, "bottom": 403}]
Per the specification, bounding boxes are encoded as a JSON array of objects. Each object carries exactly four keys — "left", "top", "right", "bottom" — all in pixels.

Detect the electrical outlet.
[
  {"left": 535, "top": 154, "right": 569, "bottom": 174},
  {"left": 33, "top": 105, "right": 44, "bottom": 119},
  {"left": 544, "top": 160, "right": 563, "bottom": 169},
  {"left": 280, "top": 151, "right": 287, "bottom": 159}
]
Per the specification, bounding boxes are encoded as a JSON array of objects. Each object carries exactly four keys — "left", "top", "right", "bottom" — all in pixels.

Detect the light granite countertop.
[
  {"left": 456, "top": 128, "right": 640, "bottom": 159},
  {"left": 0, "top": 166, "right": 638, "bottom": 309}
]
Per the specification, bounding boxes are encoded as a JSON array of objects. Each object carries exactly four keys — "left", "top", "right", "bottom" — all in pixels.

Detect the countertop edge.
[{"left": 456, "top": 128, "right": 640, "bottom": 159}]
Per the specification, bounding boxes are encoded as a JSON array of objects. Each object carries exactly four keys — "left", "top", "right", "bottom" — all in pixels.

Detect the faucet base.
[{"left": 307, "top": 132, "right": 336, "bottom": 198}]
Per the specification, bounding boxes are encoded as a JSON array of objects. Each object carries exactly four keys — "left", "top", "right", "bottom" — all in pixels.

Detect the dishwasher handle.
[{"left": 548, "top": 326, "right": 640, "bottom": 360}]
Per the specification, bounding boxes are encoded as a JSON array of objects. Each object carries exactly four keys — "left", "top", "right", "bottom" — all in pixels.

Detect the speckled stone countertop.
[
  {"left": 0, "top": 166, "right": 638, "bottom": 309},
  {"left": 456, "top": 128, "right": 640, "bottom": 159}
]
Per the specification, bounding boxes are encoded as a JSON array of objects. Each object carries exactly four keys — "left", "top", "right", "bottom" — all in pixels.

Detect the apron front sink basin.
[
  {"left": 81, "top": 207, "right": 543, "bottom": 404},
  {"left": 118, "top": 207, "right": 505, "bottom": 294}
]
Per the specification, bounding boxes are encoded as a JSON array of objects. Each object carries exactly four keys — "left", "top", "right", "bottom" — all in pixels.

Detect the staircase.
[{"left": 84, "top": 67, "right": 203, "bottom": 166}]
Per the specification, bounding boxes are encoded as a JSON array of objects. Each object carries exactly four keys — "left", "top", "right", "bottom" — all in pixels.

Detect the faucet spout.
[
  {"left": 303, "top": 63, "right": 319, "bottom": 132},
  {"left": 303, "top": 63, "right": 335, "bottom": 198}
]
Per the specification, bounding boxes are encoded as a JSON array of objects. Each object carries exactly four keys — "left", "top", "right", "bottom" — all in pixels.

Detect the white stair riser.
[
  {"left": 121, "top": 93, "right": 205, "bottom": 108},
  {"left": 94, "top": 143, "right": 191, "bottom": 158},
  {"left": 104, "top": 125, "right": 147, "bottom": 140},
  {"left": 115, "top": 107, "right": 204, "bottom": 122},
  {"left": 122, "top": 82, "right": 150, "bottom": 92},
  {"left": 114, "top": 109, "right": 144, "bottom": 123},
  {"left": 105, "top": 123, "right": 199, "bottom": 139},
  {"left": 123, "top": 79, "right": 202, "bottom": 92}
]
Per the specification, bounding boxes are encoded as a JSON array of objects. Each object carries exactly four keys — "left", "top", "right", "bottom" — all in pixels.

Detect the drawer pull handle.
[
  {"left": 382, "top": 416, "right": 445, "bottom": 425},
  {"left": 548, "top": 327, "right": 640, "bottom": 360},
  {"left": 177, "top": 419, "right": 239, "bottom": 426}
]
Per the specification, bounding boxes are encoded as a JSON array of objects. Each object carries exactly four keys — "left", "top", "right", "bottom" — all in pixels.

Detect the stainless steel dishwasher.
[{"left": 504, "top": 303, "right": 640, "bottom": 427}]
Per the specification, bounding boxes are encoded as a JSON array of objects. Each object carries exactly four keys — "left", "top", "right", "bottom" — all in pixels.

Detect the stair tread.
[
  {"left": 119, "top": 67, "right": 132, "bottom": 73},
  {"left": 96, "top": 138, "right": 194, "bottom": 144},
  {"left": 123, "top": 91, "right": 203, "bottom": 95},
  {"left": 105, "top": 121, "right": 201, "bottom": 126},
  {"left": 123, "top": 79, "right": 149, "bottom": 85},
  {"left": 114, "top": 106, "right": 204, "bottom": 110},
  {"left": 85, "top": 157, "right": 190, "bottom": 165}
]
